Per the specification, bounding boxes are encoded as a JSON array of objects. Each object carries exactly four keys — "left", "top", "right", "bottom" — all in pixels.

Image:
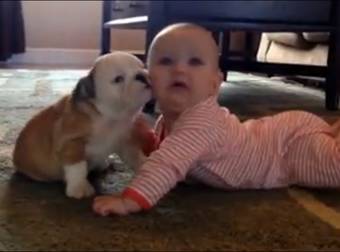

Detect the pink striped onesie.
[{"left": 122, "top": 96, "right": 340, "bottom": 209}]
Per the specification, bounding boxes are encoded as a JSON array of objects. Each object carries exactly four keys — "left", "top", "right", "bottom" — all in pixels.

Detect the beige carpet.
[{"left": 1, "top": 69, "right": 340, "bottom": 251}]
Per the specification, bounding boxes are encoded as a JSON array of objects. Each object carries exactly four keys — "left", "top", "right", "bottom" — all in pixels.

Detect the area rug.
[{"left": 1, "top": 69, "right": 340, "bottom": 251}]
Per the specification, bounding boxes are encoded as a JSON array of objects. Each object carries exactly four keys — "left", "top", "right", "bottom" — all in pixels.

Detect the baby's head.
[{"left": 147, "top": 23, "right": 223, "bottom": 118}]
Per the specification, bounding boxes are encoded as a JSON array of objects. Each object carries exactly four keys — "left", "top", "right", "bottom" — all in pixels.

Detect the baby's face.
[{"left": 148, "top": 28, "right": 222, "bottom": 116}]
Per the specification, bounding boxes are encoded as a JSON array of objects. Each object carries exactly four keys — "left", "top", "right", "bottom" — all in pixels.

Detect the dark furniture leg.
[
  {"left": 220, "top": 31, "right": 230, "bottom": 81},
  {"left": 325, "top": 1, "right": 340, "bottom": 110},
  {"left": 101, "top": 1, "right": 112, "bottom": 55},
  {"left": 325, "top": 34, "right": 339, "bottom": 110}
]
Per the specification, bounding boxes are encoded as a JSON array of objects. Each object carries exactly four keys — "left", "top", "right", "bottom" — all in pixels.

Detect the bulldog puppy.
[{"left": 13, "top": 52, "right": 153, "bottom": 199}]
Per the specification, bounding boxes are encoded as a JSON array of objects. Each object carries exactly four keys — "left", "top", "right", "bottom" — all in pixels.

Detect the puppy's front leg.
[
  {"left": 60, "top": 139, "right": 95, "bottom": 199},
  {"left": 64, "top": 161, "right": 95, "bottom": 199}
]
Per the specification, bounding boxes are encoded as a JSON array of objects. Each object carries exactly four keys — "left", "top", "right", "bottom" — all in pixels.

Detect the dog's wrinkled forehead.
[{"left": 93, "top": 52, "right": 144, "bottom": 77}]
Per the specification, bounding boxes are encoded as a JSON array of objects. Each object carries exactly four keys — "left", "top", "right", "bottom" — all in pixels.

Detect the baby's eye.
[
  {"left": 158, "top": 57, "right": 173, "bottom": 65},
  {"left": 112, "top": 75, "right": 124, "bottom": 84},
  {"left": 189, "top": 57, "right": 204, "bottom": 66}
]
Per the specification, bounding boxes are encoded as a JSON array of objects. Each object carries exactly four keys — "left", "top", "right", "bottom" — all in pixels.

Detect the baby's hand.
[{"left": 93, "top": 194, "right": 141, "bottom": 216}]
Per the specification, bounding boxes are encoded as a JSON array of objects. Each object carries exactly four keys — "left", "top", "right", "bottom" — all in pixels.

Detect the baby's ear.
[
  {"left": 213, "top": 70, "right": 224, "bottom": 92},
  {"left": 142, "top": 68, "right": 150, "bottom": 80}
]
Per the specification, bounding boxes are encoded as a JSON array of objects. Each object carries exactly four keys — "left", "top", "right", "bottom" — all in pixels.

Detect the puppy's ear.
[{"left": 72, "top": 69, "right": 95, "bottom": 102}]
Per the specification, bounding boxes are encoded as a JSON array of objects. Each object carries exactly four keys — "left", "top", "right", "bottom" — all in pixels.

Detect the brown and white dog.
[{"left": 12, "top": 52, "right": 153, "bottom": 199}]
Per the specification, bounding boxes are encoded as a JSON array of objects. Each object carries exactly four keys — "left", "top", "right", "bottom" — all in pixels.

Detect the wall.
[
  {"left": 10, "top": 1, "right": 251, "bottom": 66},
  {"left": 9, "top": 1, "right": 145, "bottom": 66},
  {"left": 23, "top": 0, "right": 145, "bottom": 50}
]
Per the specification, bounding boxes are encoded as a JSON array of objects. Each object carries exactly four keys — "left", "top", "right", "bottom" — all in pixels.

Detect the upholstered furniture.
[{"left": 257, "top": 32, "right": 329, "bottom": 66}]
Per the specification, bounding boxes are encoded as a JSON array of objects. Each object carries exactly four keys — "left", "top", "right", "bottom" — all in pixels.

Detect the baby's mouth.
[{"left": 170, "top": 81, "right": 188, "bottom": 89}]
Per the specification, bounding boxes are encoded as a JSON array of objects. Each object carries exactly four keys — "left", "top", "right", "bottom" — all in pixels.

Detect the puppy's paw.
[
  {"left": 66, "top": 181, "right": 95, "bottom": 199},
  {"left": 63, "top": 161, "right": 94, "bottom": 199}
]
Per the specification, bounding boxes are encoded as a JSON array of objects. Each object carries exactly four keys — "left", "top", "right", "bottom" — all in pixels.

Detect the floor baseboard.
[{"left": 6, "top": 48, "right": 100, "bottom": 66}]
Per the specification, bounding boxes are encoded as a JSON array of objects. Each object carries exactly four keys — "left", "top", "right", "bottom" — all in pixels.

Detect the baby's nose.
[{"left": 173, "top": 61, "right": 188, "bottom": 72}]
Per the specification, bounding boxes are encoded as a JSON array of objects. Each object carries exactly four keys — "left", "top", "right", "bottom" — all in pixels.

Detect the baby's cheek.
[{"left": 151, "top": 86, "right": 166, "bottom": 100}]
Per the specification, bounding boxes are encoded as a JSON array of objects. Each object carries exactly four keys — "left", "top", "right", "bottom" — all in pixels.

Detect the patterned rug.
[{"left": 1, "top": 69, "right": 340, "bottom": 251}]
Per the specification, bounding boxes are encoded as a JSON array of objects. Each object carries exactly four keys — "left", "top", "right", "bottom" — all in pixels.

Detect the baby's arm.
[{"left": 92, "top": 126, "right": 221, "bottom": 216}]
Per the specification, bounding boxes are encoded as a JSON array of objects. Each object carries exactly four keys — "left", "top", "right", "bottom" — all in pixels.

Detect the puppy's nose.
[{"left": 135, "top": 73, "right": 148, "bottom": 85}]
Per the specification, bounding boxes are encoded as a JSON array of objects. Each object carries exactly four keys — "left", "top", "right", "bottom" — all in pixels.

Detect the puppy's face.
[{"left": 73, "top": 52, "right": 152, "bottom": 117}]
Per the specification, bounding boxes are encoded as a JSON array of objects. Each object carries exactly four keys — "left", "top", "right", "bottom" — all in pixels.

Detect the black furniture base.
[{"left": 101, "top": 0, "right": 340, "bottom": 111}]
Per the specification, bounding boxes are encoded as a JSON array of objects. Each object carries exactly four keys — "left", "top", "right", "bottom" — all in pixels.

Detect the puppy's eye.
[
  {"left": 189, "top": 57, "right": 204, "bottom": 66},
  {"left": 113, "top": 75, "right": 124, "bottom": 84},
  {"left": 158, "top": 57, "right": 173, "bottom": 65}
]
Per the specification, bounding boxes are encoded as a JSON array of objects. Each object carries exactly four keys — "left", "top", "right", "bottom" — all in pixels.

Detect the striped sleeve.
[{"left": 122, "top": 126, "right": 220, "bottom": 209}]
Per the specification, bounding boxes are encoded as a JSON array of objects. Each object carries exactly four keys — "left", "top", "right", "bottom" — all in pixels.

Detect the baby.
[{"left": 93, "top": 23, "right": 340, "bottom": 216}]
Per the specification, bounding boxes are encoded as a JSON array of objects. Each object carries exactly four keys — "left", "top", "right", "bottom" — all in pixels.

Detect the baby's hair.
[
  {"left": 155, "top": 23, "right": 211, "bottom": 38},
  {"left": 146, "top": 23, "right": 219, "bottom": 67}
]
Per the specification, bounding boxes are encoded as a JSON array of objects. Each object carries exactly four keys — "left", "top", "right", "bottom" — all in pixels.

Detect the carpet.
[{"left": 1, "top": 69, "right": 340, "bottom": 251}]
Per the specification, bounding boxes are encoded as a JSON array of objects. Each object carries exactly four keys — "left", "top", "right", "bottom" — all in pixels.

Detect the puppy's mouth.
[
  {"left": 145, "top": 82, "right": 151, "bottom": 89},
  {"left": 135, "top": 73, "right": 151, "bottom": 89}
]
